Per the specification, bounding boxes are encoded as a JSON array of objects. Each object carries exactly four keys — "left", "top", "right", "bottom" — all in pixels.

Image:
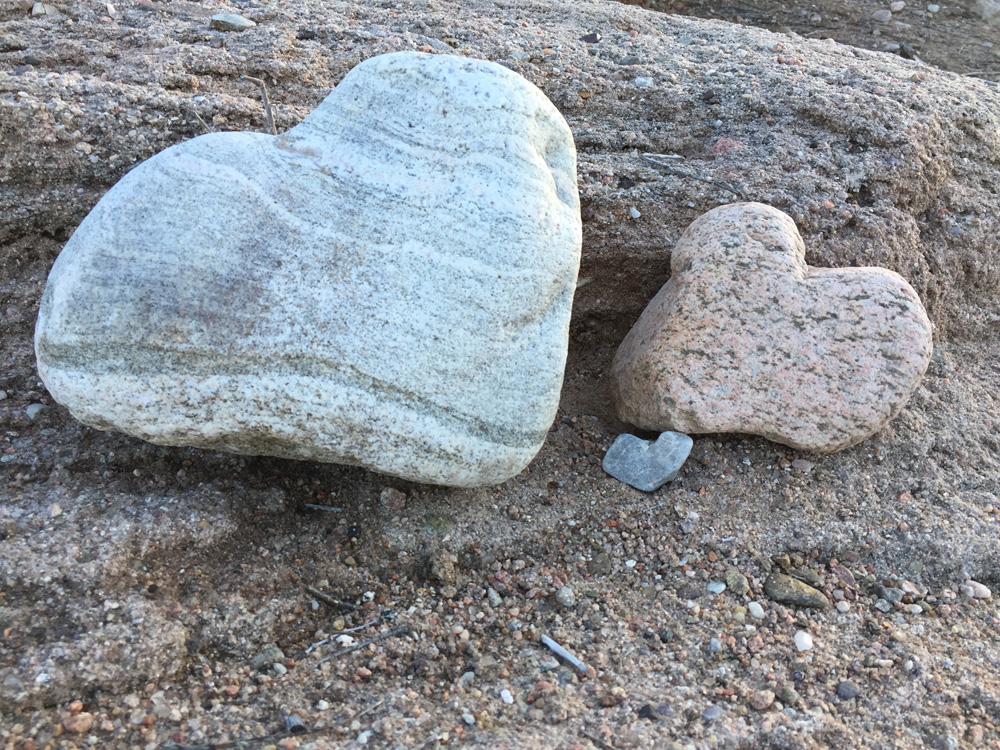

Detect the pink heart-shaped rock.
[{"left": 611, "top": 202, "right": 933, "bottom": 453}]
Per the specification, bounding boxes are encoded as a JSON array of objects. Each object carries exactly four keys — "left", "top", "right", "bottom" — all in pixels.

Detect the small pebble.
[
  {"left": 26, "top": 403, "right": 47, "bottom": 420},
  {"left": 707, "top": 582, "right": 726, "bottom": 595},
  {"left": 961, "top": 580, "right": 992, "bottom": 599},
  {"left": 905, "top": 604, "right": 923, "bottom": 614},
  {"left": 748, "top": 601, "right": 765, "bottom": 619},
  {"left": 555, "top": 585, "right": 576, "bottom": 607},
  {"left": 872, "top": 9, "right": 893, "bottom": 21},
  {"left": 634, "top": 76, "right": 654, "bottom": 88},
  {"left": 890, "top": 0, "right": 905, "bottom": 9},
  {"left": 500, "top": 689, "right": 514, "bottom": 704},
  {"left": 0, "top": 390, "right": 7, "bottom": 400},
  {"left": 724, "top": 567, "right": 750, "bottom": 595},
  {"left": 794, "top": 631, "right": 813, "bottom": 651},
  {"left": 836, "top": 601, "right": 850, "bottom": 613},
  {"left": 602, "top": 431, "right": 693, "bottom": 492},
  {"left": 926, "top": 2, "right": 939, "bottom": 10},
  {"left": 462, "top": 713, "right": 476, "bottom": 725},
  {"left": 791, "top": 458, "right": 813, "bottom": 472},
  {"left": 487, "top": 587, "right": 503, "bottom": 607},
  {"left": 250, "top": 645, "right": 285, "bottom": 670},
  {"left": 315, "top": 700, "right": 330, "bottom": 710},
  {"left": 272, "top": 662, "right": 287, "bottom": 675},
  {"left": 49, "top": 504, "right": 62, "bottom": 518},
  {"left": 629, "top": 206, "right": 641, "bottom": 219},
  {"left": 210, "top": 12, "right": 256, "bottom": 31},
  {"left": 63, "top": 713, "right": 94, "bottom": 734},
  {"left": 778, "top": 685, "right": 801, "bottom": 705},
  {"left": 702, "top": 705, "right": 724, "bottom": 722},
  {"left": 764, "top": 572, "right": 830, "bottom": 609},
  {"left": 836, "top": 681, "right": 861, "bottom": 700},
  {"left": 749, "top": 690, "right": 775, "bottom": 711},
  {"left": 874, "top": 598, "right": 892, "bottom": 613}
]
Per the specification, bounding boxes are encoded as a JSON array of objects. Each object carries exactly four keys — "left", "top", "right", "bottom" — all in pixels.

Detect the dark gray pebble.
[{"left": 836, "top": 681, "right": 861, "bottom": 700}]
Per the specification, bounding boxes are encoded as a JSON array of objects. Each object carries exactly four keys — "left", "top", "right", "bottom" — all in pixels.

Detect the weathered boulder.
[
  {"left": 611, "top": 202, "right": 933, "bottom": 452},
  {"left": 33, "top": 52, "right": 582, "bottom": 487}
]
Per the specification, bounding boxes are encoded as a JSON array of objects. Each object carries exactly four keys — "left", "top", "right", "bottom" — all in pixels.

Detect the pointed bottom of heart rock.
[
  {"left": 602, "top": 431, "right": 694, "bottom": 492},
  {"left": 611, "top": 202, "right": 933, "bottom": 453},
  {"left": 33, "top": 52, "right": 582, "bottom": 487}
]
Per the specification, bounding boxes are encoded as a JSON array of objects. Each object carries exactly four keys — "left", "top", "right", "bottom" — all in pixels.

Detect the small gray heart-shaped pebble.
[{"left": 602, "top": 431, "right": 693, "bottom": 492}]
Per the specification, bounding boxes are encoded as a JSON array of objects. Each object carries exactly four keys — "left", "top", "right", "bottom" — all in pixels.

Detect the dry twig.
[
  {"left": 315, "top": 625, "right": 411, "bottom": 666},
  {"left": 240, "top": 74, "right": 277, "bottom": 135},
  {"left": 642, "top": 155, "right": 748, "bottom": 200},
  {"left": 305, "top": 585, "right": 358, "bottom": 611}
]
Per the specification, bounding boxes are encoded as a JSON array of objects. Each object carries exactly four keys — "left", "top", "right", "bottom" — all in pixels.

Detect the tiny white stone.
[
  {"left": 357, "top": 730, "right": 372, "bottom": 745},
  {"left": 625, "top": 559, "right": 637, "bottom": 568},
  {"left": 926, "top": 2, "right": 939, "bottom": 10},
  {"left": 316, "top": 700, "right": 330, "bottom": 710},
  {"left": 707, "top": 582, "right": 726, "bottom": 595},
  {"left": 272, "top": 662, "right": 287, "bottom": 675},
  {"left": 890, "top": 1, "right": 905, "bottom": 10},
  {"left": 794, "top": 630, "right": 813, "bottom": 651},
  {"left": 836, "top": 601, "right": 850, "bottom": 613},
  {"left": 49, "top": 504, "right": 62, "bottom": 518},
  {"left": 500, "top": 689, "right": 514, "bottom": 704},
  {"left": 629, "top": 206, "right": 641, "bottom": 219},
  {"left": 747, "top": 601, "right": 765, "bottom": 619},
  {"left": 634, "top": 76, "right": 654, "bottom": 87},
  {"left": 462, "top": 713, "right": 476, "bottom": 725}
]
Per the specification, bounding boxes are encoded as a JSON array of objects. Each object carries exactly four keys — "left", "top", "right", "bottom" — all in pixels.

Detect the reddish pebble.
[
  {"left": 68, "top": 700, "right": 84, "bottom": 715},
  {"left": 63, "top": 712, "right": 94, "bottom": 734}
]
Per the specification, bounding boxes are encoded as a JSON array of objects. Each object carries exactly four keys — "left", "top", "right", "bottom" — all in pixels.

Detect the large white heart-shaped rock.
[
  {"left": 35, "top": 52, "right": 581, "bottom": 487},
  {"left": 611, "top": 202, "right": 933, "bottom": 453}
]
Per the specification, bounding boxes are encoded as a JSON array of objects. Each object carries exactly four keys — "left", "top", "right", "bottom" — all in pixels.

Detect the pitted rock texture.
[
  {"left": 611, "top": 202, "right": 933, "bottom": 453},
  {"left": 33, "top": 51, "right": 582, "bottom": 487}
]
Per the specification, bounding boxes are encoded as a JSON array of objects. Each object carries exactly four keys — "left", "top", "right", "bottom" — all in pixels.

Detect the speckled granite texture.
[
  {"left": 34, "top": 52, "right": 582, "bottom": 487},
  {"left": 611, "top": 202, "right": 933, "bottom": 452}
]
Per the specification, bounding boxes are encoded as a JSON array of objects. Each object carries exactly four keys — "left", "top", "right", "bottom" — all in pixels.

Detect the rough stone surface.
[
  {"left": 602, "top": 431, "right": 693, "bottom": 491},
  {"left": 33, "top": 52, "right": 581, "bottom": 488},
  {"left": 612, "top": 202, "right": 933, "bottom": 453}
]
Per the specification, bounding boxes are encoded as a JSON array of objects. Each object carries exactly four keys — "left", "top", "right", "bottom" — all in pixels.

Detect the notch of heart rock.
[
  {"left": 34, "top": 51, "right": 582, "bottom": 487},
  {"left": 611, "top": 202, "right": 933, "bottom": 453}
]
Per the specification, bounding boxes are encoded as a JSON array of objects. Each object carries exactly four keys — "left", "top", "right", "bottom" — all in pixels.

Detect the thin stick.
[
  {"left": 303, "top": 503, "right": 343, "bottom": 512},
  {"left": 582, "top": 730, "right": 618, "bottom": 750},
  {"left": 540, "top": 634, "right": 589, "bottom": 675},
  {"left": 304, "top": 619, "right": 379, "bottom": 654},
  {"left": 190, "top": 109, "right": 214, "bottom": 134},
  {"left": 642, "top": 155, "right": 747, "bottom": 200},
  {"left": 305, "top": 585, "right": 358, "bottom": 612},
  {"left": 240, "top": 74, "right": 277, "bottom": 135},
  {"left": 316, "top": 625, "right": 411, "bottom": 665},
  {"left": 357, "top": 699, "right": 385, "bottom": 719}
]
